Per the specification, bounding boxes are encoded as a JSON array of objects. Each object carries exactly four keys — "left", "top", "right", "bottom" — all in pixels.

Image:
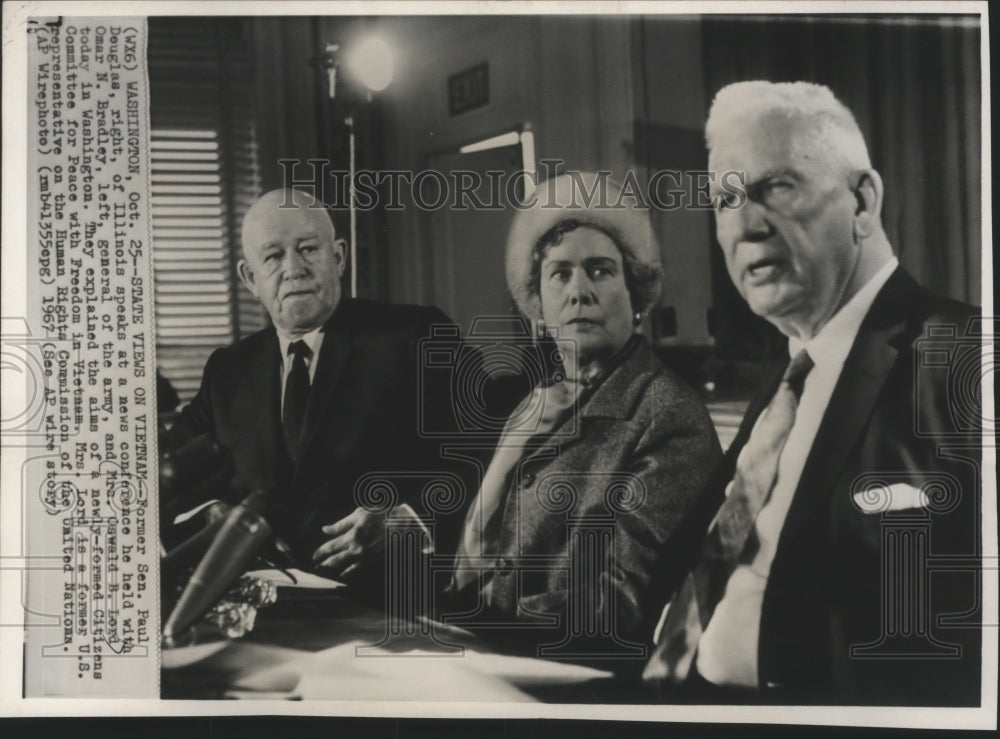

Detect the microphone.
[
  {"left": 160, "top": 511, "right": 229, "bottom": 581},
  {"left": 163, "top": 491, "right": 277, "bottom": 642}
]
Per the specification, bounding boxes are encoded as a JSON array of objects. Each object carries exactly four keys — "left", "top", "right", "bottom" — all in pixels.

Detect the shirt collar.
[
  {"left": 277, "top": 325, "right": 325, "bottom": 365},
  {"left": 573, "top": 334, "right": 642, "bottom": 390},
  {"left": 789, "top": 257, "right": 898, "bottom": 370}
]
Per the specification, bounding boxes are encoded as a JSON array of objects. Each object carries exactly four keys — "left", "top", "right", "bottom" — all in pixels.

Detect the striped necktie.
[{"left": 643, "top": 349, "right": 814, "bottom": 685}]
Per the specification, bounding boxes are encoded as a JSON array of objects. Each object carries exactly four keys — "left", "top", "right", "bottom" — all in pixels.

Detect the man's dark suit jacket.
[
  {"left": 163, "top": 298, "right": 460, "bottom": 569},
  {"left": 698, "top": 267, "right": 982, "bottom": 705}
]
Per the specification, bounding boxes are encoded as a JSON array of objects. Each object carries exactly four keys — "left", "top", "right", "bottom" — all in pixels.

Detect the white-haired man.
[{"left": 644, "top": 82, "right": 981, "bottom": 705}]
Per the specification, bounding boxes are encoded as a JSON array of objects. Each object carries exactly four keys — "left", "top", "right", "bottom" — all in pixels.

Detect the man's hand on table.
[
  {"left": 311, "top": 505, "right": 431, "bottom": 579},
  {"left": 312, "top": 506, "right": 387, "bottom": 579}
]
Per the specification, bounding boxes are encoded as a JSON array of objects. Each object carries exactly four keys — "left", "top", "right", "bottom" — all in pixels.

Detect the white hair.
[{"left": 706, "top": 81, "right": 871, "bottom": 171}]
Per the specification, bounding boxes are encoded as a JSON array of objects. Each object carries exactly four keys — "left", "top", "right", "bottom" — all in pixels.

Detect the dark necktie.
[
  {"left": 643, "top": 348, "right": 814, "bottom": 685},
  {"left": 282, "top": 340, "right": 311, "bottom": 467}
]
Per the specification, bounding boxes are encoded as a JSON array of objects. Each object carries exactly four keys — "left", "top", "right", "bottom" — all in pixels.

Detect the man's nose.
[
  {"left": 282, "top": 250, "right": 310, "bottom": 277},
  {"left": 724, "top": 198, "right": 772, "bottom": 243},
  {"left": 567, "top": 270, "right": 596, "bottom": 306}
]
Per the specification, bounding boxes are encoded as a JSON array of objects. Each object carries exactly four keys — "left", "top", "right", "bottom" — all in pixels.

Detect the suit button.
[{"left": 521, "top": 472, "right": 535, "bottom": 487}]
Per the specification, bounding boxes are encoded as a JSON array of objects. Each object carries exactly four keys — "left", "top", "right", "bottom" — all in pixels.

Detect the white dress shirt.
[{"left": 696, "top": 258, "right": 898, "bottom": 688}]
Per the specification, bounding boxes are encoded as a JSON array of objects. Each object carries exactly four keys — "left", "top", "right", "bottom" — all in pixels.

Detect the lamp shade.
[{"left": 347, "top": 36, "right": 393, "bottom": 93}]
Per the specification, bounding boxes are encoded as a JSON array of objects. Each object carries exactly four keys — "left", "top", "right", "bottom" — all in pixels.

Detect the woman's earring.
[{"left": 633, "top": 312, "right": 643, "bottom": 328}]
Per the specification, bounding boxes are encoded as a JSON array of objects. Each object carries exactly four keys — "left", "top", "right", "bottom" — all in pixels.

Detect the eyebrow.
[
  {"left": 543, "top": 256, "right": 619, "bottom": 269},
  {"left": 258, "top": 233, "right": 322, "bottom": 251},
  {"left": 746, "top": 168, "right": 801, "bottom": 189}
]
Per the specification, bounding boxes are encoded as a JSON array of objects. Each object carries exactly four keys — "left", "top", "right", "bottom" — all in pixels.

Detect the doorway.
[{"left": 424, "top": 130, "right": 534, "bottom": 336}]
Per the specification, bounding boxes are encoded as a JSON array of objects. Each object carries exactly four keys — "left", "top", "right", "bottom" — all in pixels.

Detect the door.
[{"left": 425, "top": 141, "right": 526, "bottom": 336}]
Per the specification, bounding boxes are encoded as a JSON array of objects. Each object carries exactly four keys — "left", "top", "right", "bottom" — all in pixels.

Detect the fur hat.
[{"left": 505, "top": 172, "right": 662, "bottom": 320}]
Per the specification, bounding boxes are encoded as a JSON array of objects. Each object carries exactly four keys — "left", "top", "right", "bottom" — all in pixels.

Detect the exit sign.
[{"left": 448, "top": 62, "right": 489, "bottom": 116}]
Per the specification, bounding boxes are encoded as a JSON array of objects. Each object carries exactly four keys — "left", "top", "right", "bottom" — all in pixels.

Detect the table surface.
[{"left": 160, "top": 571, "right": 629, "bottom": 702}]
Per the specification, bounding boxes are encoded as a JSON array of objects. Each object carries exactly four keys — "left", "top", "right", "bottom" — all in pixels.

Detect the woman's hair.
[{"left": 528, "top": 219, "right": 661, "bottom": 314}]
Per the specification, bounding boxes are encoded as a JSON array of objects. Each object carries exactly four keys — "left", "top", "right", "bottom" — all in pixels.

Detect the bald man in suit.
[{"left": 164, "top": 189, "right": 460, "bottom": 585}]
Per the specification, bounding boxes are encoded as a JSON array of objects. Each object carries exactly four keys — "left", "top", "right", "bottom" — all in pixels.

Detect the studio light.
[
  {"left": 316, "top": 33, "right": 395, "bottom": 298},
  {"left": 347, "top": 36, "right": 393, "bottom": 93}
]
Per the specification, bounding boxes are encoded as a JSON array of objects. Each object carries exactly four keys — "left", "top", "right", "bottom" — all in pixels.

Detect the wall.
[
  {"left": 374, "top": 16, "right": 635, "bottom": 308},
  {"left": 631, "top": 17, "right": 714, "bottom": 345},
  {"left": 247, "top": 15, "right": 715, "bottom": 344},
  {"left": 252, "top": 17, "right": 324, "bottom": 194}
]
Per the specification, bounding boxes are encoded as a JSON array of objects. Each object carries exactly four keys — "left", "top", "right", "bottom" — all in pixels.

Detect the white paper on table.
[
  {"left": 247, "top": 568, "right": 345, "bottom": 589},
  {"left": 460, "top": 650, "right": 615, "bottom": 689},
  {"left": 289, "top": 641, "right": 533, "bottom": 702}
]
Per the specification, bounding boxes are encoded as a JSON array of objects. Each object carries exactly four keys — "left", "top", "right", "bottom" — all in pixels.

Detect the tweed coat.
[{"left": 444, "top": 336, "right": 723, "bottom": 663}]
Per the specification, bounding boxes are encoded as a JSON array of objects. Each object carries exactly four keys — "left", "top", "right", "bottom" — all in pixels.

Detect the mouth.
[
  {"left": 565, "top": 317, "right": 601, "bottom": 328},
  {"left": 282, "top": 289, "right": 315, "bottom": 300},
  {"left": 744, "top": 255, "right": 787, "bottom": 284}
]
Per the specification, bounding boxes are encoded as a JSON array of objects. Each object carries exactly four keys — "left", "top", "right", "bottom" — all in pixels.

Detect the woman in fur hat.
[{"left": 446, "top": 172, "right": 722, "bottom": 668}]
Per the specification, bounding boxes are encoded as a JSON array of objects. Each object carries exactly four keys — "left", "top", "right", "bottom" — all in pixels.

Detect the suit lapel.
[
  {"left": 776, "top": 270, "right": 917, "bottom": 548},
  {"left": 244, "top": 330, "right": 284, "bottom": 481},
  {"left": 295, "top": 321, "right": 354, "bottom": 476}
]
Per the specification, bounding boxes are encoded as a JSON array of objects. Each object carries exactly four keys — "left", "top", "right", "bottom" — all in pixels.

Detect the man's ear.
[
  {"left": 851, "top": 168, "right": 884, "bottom": 240},
  {"left": 236, "top": 258, "right": 258, "bottom": 297},
  {"left": 332, "top": 238, "right": 347, "bottom": 277}
]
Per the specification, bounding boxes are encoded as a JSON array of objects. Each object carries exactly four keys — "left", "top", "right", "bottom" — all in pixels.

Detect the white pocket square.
[{"left": 853, "top": 482, "right": 930, "bottom": 514}]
